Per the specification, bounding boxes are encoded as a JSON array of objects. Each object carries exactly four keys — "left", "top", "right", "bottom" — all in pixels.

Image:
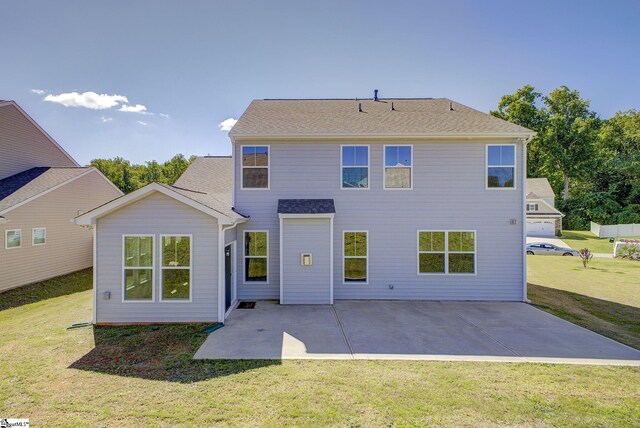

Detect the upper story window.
[
  {"left": 32, "top": 228, "right": 46, "bottom": 246},
  {"left": 5, "top": 229, "right": 21, "bottom": 249},
  {"left": 242, "top": 146, "right": 269, "bottom": 189},
  {"left": 526, "top": 203, "right": 539, "bottom": 211},
  {"left": 487, "top": 144, "right": 515, "bottom": 189},
  {"left": 384, "top": 145, "right": 412, "bottom": 189},
  {"left": 341, "top": 145, "right": 369, "bottom": 189}
]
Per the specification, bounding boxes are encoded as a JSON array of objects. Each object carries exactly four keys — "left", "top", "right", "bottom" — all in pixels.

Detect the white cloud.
[
  {"left": 137, "top": 120, "right": 148, "bottom": 126},
  {"left": 218, "top": 117, "right": 237, "bottom": 131},
  {"left": 119, "top": 104, "right": 150, "bottom": 114},
  {"left": 159, "top": 113, "right": 170, "bottom": 118},
  {"left": 30, "top": 89, "right": 45, "bottom": 95},
  {"left": 44, "top": 91, "right": 128, "bottom": 110},
  {"left": 100, "top": 116, "right": 113, "bottom": 123}
]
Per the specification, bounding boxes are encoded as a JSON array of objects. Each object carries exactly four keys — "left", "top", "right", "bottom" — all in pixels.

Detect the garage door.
[{"left": 527, "top": 221, "right": 555, "bottom": 237}]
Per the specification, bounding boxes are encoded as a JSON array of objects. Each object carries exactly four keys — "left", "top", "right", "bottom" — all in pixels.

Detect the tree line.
[
  {"left": 91, "top": 87, "right": 639, "bottom": 230},
  {"left": 492, "top": 85, "right": 639, "bottom": 230},
  {"left": 90, "top": 154, "right": 196, "bottom": 194}
]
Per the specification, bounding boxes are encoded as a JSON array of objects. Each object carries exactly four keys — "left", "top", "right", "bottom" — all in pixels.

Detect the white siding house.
[{"left": 78, "top": 97, "right": 535, "bottom": 324}]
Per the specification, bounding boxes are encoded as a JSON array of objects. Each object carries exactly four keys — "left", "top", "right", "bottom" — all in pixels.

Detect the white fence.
[{"left": 591, "top": 221, "right": 640, "bottom": 238}]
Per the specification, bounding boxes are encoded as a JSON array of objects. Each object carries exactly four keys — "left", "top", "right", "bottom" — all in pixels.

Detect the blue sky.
[{"left": 1, "top": 0, "right": 638, "bottom": 165}]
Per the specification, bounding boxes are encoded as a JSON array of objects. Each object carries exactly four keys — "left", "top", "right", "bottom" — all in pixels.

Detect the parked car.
[{"left": 526, "top": 243, "right": 580, "bottom": 256}]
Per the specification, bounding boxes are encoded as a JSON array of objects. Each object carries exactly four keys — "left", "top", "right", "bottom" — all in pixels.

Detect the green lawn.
[
  {"left": 560, "top": 230, "right": 640, "bottom": 254},
  {"left": 1, "top": 270, "right": 640, "bottom": 426},
  {"left": 527, "top": 256, "right": 640, "bottom": 349}
]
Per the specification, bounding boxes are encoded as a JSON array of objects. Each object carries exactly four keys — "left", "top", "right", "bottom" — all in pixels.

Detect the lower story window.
[
  {"left": 343, "top": 231, "right": 368, "bottom": 283},
  {"left": 161, "top": 235, "right": 192, "bottom": 300},
  {"left": 244, "top": 231, "right": 268, "bottom": 282},
  {"left": 418, "top": 231, "right": 476, "bottom": 274},
  {"left": 123, "top": 235, "right": 154, "bottom": 300}
]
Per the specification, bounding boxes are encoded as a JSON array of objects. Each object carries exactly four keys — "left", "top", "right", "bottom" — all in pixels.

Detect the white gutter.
[{"left": 522, "top": 136, "right": 532, "bottom": 303}]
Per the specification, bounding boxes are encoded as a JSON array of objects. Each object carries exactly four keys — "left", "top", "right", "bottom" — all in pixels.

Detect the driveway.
[
  {"left": 526, "top": 236, "right": 613, "bottom": 258},
  {"left": 194, "top": 301, "right": 640, "bottom": 365}
]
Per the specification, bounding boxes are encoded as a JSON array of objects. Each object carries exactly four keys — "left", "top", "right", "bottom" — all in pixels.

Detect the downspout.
[
  {"left": 218, "top": 222, "right": 237, "bottom": 322},
  {"left": 521, "top": 136, "right": 532, "bottom": 302}
]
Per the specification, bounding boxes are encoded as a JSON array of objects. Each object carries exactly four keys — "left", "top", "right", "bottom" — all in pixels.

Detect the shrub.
[{"left": 615, "top": 244, "right": 640, "bottom": 260}]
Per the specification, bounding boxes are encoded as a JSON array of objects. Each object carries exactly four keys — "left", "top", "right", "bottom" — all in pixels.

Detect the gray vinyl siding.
[
  {"left": 0, "top": 104, "right": 76, "bottom": 180},
  {"left": 235, "top": 140, "right": 525, "bottom": 301},
  {"left": 224, "top": 227, "right": 237, "bottom": 245},
  {"left": 0, "top": 170, "right": 122, "bottom": 291},
  {"left": 95, "top": 192, "right": 219, "bottom": 323},
  {"left": 281, "top": 218, "right": 331, "bottom": 304}
]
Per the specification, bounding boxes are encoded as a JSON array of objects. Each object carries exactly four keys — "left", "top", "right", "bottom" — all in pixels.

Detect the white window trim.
[
  {"left": 486, "top": 144, "right": 517, "bottom": 190},
  {"left": 4, "top": 229, "right": 21, "bottom": 250},
  {"left": 159, "top": 234, "right": 193, "bottom": 303},
  {"left": 240, "top": 145, "right": 270, "bottom": 190},
  {"left": 243, "top": 230, "right": 269, "bottom": 284},
  {"left": 383, "top": 144, "right": 413, "bottom": 190},
  {"left": 526, "top": 203, "right": 539, "bottom": 211},
  {"left": 417, "top": 230, "right": 477, "bottom": 276},
  {"left": 342, "top": 230, "right": 369, "bottom": 285},
  {"left": 340, "top": 144, "right": 370, "bottom": 190},
  {"left": 122, "top": 234, "right": 155, "bottom": 303},
  {"left": 32, "top": 227, "right": 46, "bottom": 246}
]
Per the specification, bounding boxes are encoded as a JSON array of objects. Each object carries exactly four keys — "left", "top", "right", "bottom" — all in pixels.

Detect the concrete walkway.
[{"left": 194, "top": 301, "right": 640, "bottom": 365}]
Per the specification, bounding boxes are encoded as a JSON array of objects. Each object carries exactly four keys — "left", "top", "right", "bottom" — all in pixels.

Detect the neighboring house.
[
  {"left": 0, "top": 100, "right": 123, "bottom": 291},
  {"left": 76, "top": 97, "right": 534, "bottom": 324},
  {"left": 525, "top": 178, "right": 564, "bottom": 237}
]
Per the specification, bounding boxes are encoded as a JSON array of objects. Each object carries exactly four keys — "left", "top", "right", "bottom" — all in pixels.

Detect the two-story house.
[
  {"left": 0, "top": 100, "right": 123, "bottom": 291},
  {"left": 76, "top": 98, "right": 534, "bottom": 324}
]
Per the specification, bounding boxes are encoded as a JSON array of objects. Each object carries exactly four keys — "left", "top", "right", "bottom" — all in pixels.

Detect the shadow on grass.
[
  {"left": 528, "top": 283, "right": 640, "bottom": 350},
  {"left": 70, "top": 324, "right": 280, "bottom": 382},
  {"left": 0, "top": 268, "right": 93, "bottom": 311}
]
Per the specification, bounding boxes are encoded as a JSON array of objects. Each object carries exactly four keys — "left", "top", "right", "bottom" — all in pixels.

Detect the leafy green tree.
[
  {"left": 540, "top": 86, "right": 600, "bottom": 200},
  {"left": 595, "top": 110, "right": 640, "bottom": 205},
  {"left": 91, "top": 154, "right": 196, "bottom": 193}
]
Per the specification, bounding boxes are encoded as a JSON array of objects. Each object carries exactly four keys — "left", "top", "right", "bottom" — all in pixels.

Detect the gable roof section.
[
  {"left": 75, "top": 182, "right": 247, "bottom": 226},
  {"left": 526, "top": 178, "right": 555, "bottom": 199},
  {"left": 0, "top": 100, "right": 79, "bottom": 167},
  {"left": 526, "top": 198, "right": 563, "bottom": 217},
  {"left": 230, "top": 98, "right": 534, "bottom": 140},
  {"left": 0, "top": 167, "right": 97, "bottom": 214}
]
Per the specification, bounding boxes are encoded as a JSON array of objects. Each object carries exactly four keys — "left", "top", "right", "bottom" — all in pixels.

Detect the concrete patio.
[{"left": 194, "top": 301, "right": 640, "bottom": 365}]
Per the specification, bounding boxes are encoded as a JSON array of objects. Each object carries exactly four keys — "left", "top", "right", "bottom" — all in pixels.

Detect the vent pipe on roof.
[
  {"left": 449, "top": 101, "right": 454, "bottom": 111},
  {"left": 374, "top": 89, "right": 379, "bottom": 101},
  {"left": 358, "top": 102, "right": 363, "bottom": 112},
  {"left": 391, "top": 102, "right": 395, "bottom": 111}
]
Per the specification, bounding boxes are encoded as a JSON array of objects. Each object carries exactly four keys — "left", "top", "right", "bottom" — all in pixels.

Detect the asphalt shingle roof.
[
  {"left": 172, "top": 156, "right": 247, "bottom": 219},
  {"left": 231, "top": 98, "right": 533, "bottom": 137},
  {"left": 0, "top": 167, "right": 92, "bottom": 212},
  {"left": 526, "top": 178, "right": 556, "bottom": 199},
  {"left": 277, "top": 199, "right": 336, "bottom": 214}
]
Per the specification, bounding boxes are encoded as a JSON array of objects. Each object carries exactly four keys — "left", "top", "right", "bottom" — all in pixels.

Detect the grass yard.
[
  {"left": 560, "top": 230, "right": 640, "bottom": 254},
  {"left": 1, "top": 271, "right": 639, "bottom": 426},
  {"left": 527, "top": 256, "right": 640, "bottom": 349}
]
